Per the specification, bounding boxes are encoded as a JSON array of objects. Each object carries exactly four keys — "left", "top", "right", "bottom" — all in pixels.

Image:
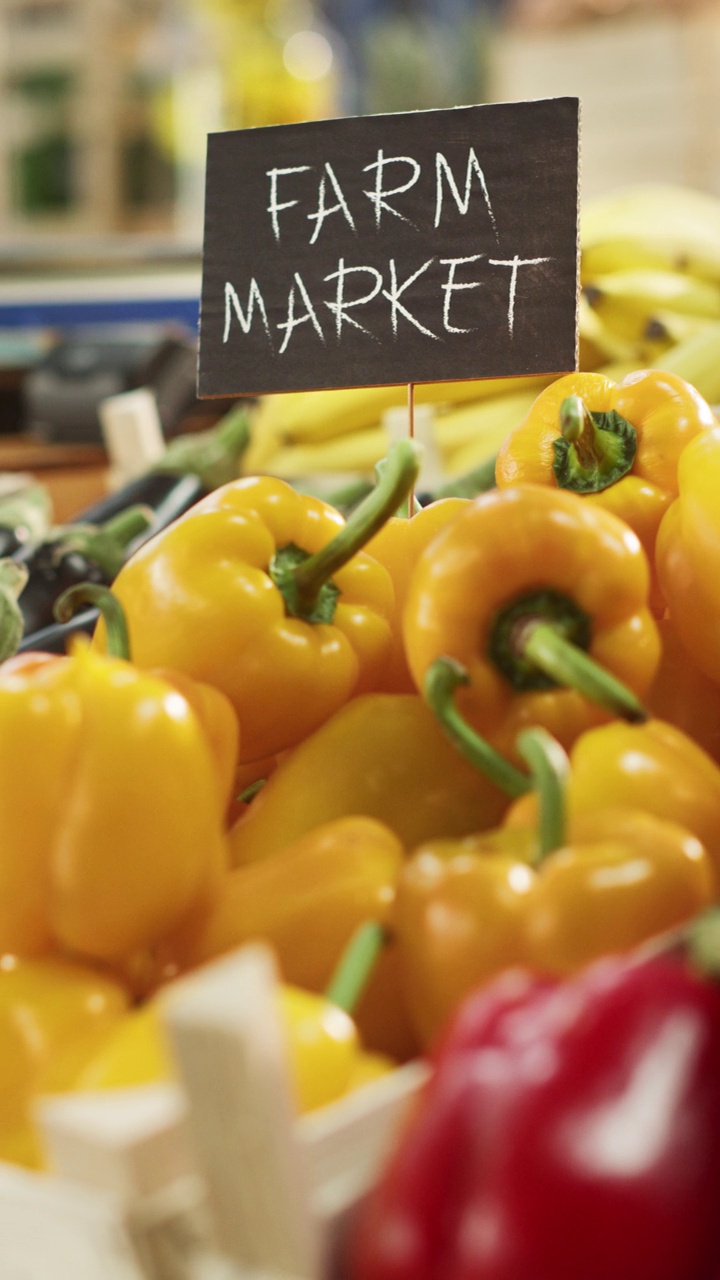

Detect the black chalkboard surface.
[{"left": 198, "top": 98, "right": 579, "bottom": 399}]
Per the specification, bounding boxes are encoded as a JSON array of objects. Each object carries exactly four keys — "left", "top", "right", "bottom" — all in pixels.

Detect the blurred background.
[
  {"left": 0, "top": 0, "right": 717, "bottom": 247},
  {"left": 0, "top": 0, "right": 719, "bottom": 515}
]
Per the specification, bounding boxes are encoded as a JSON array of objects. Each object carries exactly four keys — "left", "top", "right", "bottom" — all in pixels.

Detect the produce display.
[
  {"left": 242, "top": 184, "right": 720, "bottom": 480},
  {"left": 3, "top": 182, "right": 720, "bottom": 1278}
]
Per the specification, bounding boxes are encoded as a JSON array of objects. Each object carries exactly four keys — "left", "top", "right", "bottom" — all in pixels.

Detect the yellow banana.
[
  {"left": 651, "top": 323, "right": 720, "bottom": 406},
  {"left": 251, "top": 426, "right": 391, "bottom": 478},
  {"left": 578, "top": 292, "right": 649, "bottom": 364},
  {"left": 584, "top": 270, "right": 720, "bottom": 319},
  {"left": 594, "top": 357, "right": 652, "bottom": 382},
  {"left": 415, "top": 373, "right": 554, "bottom": 407},
  {"left": 244, "top": 385, "right": 405, "bottom": 471},
  {"left": 246, "top": 372, "right": 567, "bottom": 472},
  {"left": 580, "top": 293, "right": 673, "bottom": 364},
  {"left": 435, "top": 388, "right": 540, "bottom": 469},
  {"left": 642, "top": 310, "right": 717, "bottom": 346},
  {"left": 579, "top": 290, "right": 713, "bottom": 366},
  {"left": 581, "top": 184, "right": 720, "bottom": 282}
]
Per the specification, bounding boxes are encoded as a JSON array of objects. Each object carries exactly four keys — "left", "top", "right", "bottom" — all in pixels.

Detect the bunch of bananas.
[
  {"left": 242, "top": 183, "right": 720, "bottom": 486},
  {"left": 579, "top": 183, "right": 720, "bottom": 405}
]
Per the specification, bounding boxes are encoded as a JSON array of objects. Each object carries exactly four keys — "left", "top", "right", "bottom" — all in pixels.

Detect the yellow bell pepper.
[
  {"left": 394, "top": 728, "right": 714, "bottom": 1048},
  {"left": 173, "top": 815, "right": 419, "bottom": 1063},
  {"left": 75, "top": 928, "right": 396, "bottom": 1115},
  {"left": 98, "top": 442, "right": 421, "bottom": 763},
  {"left": 403, "top": 484, "right": 660, "bottom": 767},
  {"left": 646, "top": 613, "right": 720, "bottom": 767},
  {"left": 227, "top": 692, "right": 511, "bottom": 867},
  {"left": 176, "top": 816, "right": 402, "bottom": 977},
  {"left": 363, "top": 498, "right": 468, "bottom": 694},
  {"left": 504, "top": 716, "right": 720, "bottom": 885},
  {"left": 495, "top": 369, "right": 716, "bottom": 611},
  {"left": 0, "top": 955, "right": 130, "bottom": 1167},
  {"left": 56, "top": 582, "right": 241, "bottom": 821},
  {"left": 0, "top": 643, "right": 229, "bottom": 964},
  {"left": 655, "top": 425, "right": 720, "bottom": 685}
]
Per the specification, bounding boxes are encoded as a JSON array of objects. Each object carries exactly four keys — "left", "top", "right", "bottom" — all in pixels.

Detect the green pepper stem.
[
  {"left": 54, "top": 583, "right": 131, "bottom": 661},
  {"left": 287, "top": 440, "right": 423, "bottom": 617},
  {"left": 314, "top": 477, "right": 374, "bottom": 515},
  {"left": 685, "top": 906, "right": 720, "bottom": 979},
  {"left": 237, "top": 778, "right": 266, "bottom": 805},
  {"left": 100, "top": 504, "right": 154, "bottom": 548},
  {"left": 555, "top": 398, "right": 636, "bottom": 493},
  {"left": 155, "top": 406, "right": 250, "bottom": 490},
  {"left": 433, "top": 453, "right": 498, "bottom": 500},
  {"left": 560, "top": 396, "right": 599, "bottom": 468},
  {"left": 324, "top": 921, "right": 387, "bottom": 1015},
  {"left": 522, "top": 620, "right": 648, "bottom": 723},
  {"left": 57, "top": 504, "right": 154, "bottom": 581},
  {"left": 424, "top": 656, "right": 531, "bottom": 799},
  {"left": 516, "top": 727, "right": 569, "bottom": 864}
]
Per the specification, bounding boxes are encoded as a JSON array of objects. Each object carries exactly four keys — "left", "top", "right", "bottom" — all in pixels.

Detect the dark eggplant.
[
  {"left": 16, "top": 472, "right": 203, "bottom": 646},
  {"left": 13, "top": 403, "right": 250, "bottom": 652},
  {"left": 15, "top": 505, "right": 153, "bottom": 637}
]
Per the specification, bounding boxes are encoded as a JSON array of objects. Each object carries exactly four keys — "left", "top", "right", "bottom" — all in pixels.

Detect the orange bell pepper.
[
  {"left": 97, "top": 442, "right": 421, "bottom": 762},
  {"left": 0, "top": 642, "right": 229, "bottom": 964},
  {"left": 403, "top": 484, "right": 660, "bottom": 765},
  {"left": 495, "top": 369, "right": 716, "bottom": 610}
]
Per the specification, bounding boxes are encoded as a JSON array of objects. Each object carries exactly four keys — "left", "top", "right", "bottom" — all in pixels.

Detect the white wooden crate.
[{"left": 1, "top": 943, "right": 428, "bottom": 1280}]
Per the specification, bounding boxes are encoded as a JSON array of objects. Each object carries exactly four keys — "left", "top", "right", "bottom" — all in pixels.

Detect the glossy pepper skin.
[
  {"left": 403, "top": 484, "right": 661, "bottom": 763},
  {"left": 135, "top": 664, "right": 240, "bottom": 822},
  {"left": 646, "top": 613, "right": 720, "bottom": 766},
  {"left": 495, "top": 369, "right": 716, "bottom": 610},
  {"left": 228, "top": 693, "right": 511, "bottom": 868},
  {"left": 505, "top": 717, "right": 720, "bottom": 885},
  {"left": 177, "top": 816, "right": 402, "bottom": 979},
  {"left": 0, "top": 645, "right": 228, "bottom": 964},
  {"left": 102, "top": 475, "right": 395, "bottom": 762},
  {"left": 348, "top": 949, "right": 720, "bottom": 1280},
  {"left": 74, "top": 982, "right": 394, "bottom": 1116},
  {"left": 655, "top": 425, "right": 720, "bottom": 685},
  {"left": 51, "top": 582, "right": 242, "bottom": 823},
  {"left": 0, "top": 956, "right": 130, "bottom": 1168},
  {"left": 364, "top": 498, "right": 468, "bottom": 694},
  {"left": 173, "top": 815, "right": 419, "bottom": 1063},
  {"left": 394, "top": 808, "right": 713, "bottom": 1048}
]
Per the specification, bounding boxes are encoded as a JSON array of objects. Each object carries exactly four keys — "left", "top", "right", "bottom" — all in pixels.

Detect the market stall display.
[{"left": 3, "top": 75, "right": 720, "bottom": 1270}]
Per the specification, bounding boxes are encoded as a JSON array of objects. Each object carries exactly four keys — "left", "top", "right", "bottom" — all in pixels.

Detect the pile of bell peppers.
[{"left": 1, "top": 364, "right": 720, "bottom": 1280}]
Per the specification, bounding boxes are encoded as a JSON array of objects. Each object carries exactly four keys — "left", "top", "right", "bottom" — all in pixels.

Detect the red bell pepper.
[{"left": 347, "top": 929, "right": 720, "bottom": 1280}]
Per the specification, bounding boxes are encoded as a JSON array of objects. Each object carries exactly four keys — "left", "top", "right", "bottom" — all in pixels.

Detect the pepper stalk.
[{"left": 270, "top": 439, "right": 423, "bottom": 623}]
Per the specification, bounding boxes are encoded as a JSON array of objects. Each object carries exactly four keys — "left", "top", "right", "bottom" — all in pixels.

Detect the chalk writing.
[{"left": 199, "top": 98, "right": 579, "bottom": 397}]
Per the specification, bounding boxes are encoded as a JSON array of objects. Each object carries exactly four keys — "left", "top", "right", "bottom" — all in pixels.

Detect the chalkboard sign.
[{"left": 198, "top": 97, "right": 579, "bottom": 399}]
